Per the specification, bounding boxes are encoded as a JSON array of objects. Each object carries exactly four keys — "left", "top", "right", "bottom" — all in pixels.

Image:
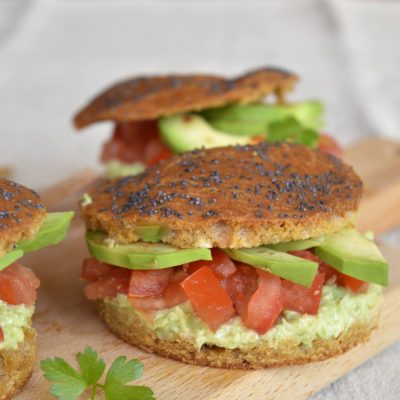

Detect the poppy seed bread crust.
[
  {"left": 74, "top": 67, "right": 298, "bottom": 129},
  {"left": 81, "top": 143, "right": 362, "bottom": 249},
  {"left": 0, "top": 179, "right": 46, "bottom": 257}
]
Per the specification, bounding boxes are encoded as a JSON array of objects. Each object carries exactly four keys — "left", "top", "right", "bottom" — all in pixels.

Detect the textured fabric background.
[{"left": 0, "top": 1, "right": 399, "bottom": 398}]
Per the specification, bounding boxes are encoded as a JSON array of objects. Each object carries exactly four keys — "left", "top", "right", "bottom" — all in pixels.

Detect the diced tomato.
[
  {"left": 0, "top": 263, "right": 39, "bottom": 306},
  {"left": 101, "top": 121, "right": 171, "bottom": 165},
  {"left": 129, "top": 269, "right": 188, "bottom": 312},
  {"left": 181, "top": 266, "right": 235, "bottom": 331},
  {"left": 128, "top": 268, "right": 173, "bottom": 298},
  {"left": 0, "top": 327, "right": 3, "bottom": 342},
  {"left": 186, "top": 249, "right": 236, "bottom": 279},
  {"left": 84, "top": 267, "right": 131, "bottom": 301},
  {"left": 241, "top": 270, "right": 284, "bottom": 335},
  {"left": 148, "top": 149, "right": 172, "bottom": 167},
  {"left": 318, "top": 134, "right": 343, "bottom": 158},
  {"left": 282, "top": 272, "right": 325, "bottom": 315},
  {"left": 223, "top": 263, "right": 258, "bottom": 316},
  {"left": 289, "top": 250, "right": 321, "bottom": 263},
  {"left": 81, "top": 258, "right": 112, "bottom": 282},
  {"left": 129, "top": 296, "right": 167, "bottom": 312},
  {"left": 295, "top": 250, "right": 368, "bottom": 294},
  {"left": 336, "top": 272, "right": 368, "bottom": 293},
  {"left": 163, "top": 269, "right": 188, "bottom": 308}
]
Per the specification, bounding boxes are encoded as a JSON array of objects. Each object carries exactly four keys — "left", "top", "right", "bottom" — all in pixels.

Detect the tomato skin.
[
  {"left": 163, "top": 269, "right": 188, "bottom": 308},
  {"left": 81, "top": 258, "right": 112, "bottom": 282},
  {"left": 128, "top": 268, "right": 173, "bottom": 298},
  {"left": 282, "top": 272, "right": 325, "bottom": 315},
  {"left": 0, "top": 263, "right": 39, "bottom": 306},
  {"left": 223, "top": 263, "right": 258, "bottom": 316},
  {"left": 129, "top": 269, "right": 188, "bottom": 312},
  {"left": 318, "top": 134, "right": 343, "bottom": 158},
  {"left": 293, "top": 250, "right": 368, "bottom": 294},
  {"left": 101, "top": 121, "right": 171, "bottom": 165},
  {"left": 181, "top": 266, "right": 235, "bottom": 331},
  {"left": 242, "top": 270, "right": 284, "bottom": 334},
  {"left": 148, "top": 149, "right": 172, "bottom": 167},
  {"left": 84, "top": 267, "right": 131, "bottom": 301},
  {"left": 186, "top": 249, "right": 236, "bottom": 279}
]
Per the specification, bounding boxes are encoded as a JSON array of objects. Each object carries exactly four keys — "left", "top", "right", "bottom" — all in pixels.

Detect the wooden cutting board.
[{"left": 13, "top": 137, "right": 400, "bottom": 399}]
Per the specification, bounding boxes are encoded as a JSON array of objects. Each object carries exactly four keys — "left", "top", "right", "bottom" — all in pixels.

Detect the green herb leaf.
[
  {"left": 40, "top": 358, "right": 87, "bottom": 400},
  {"left": 41, "top": 348, "right": 155, "bottom": 400},
  {"left": 105, "top": 384, "right": 155, "bottom": 400},
  {"left": 268, "top": 117, "right": 319, "bottom": 147},
  {"left": 78, "top": 347, "right": 106, "bottom": 386},
  {"left": 105, "top": 356, "right": 144, "bottom": 386}
]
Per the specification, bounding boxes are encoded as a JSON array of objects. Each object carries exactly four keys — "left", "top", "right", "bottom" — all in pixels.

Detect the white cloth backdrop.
[{"left": 0, "top": 1, "right": 399, "bottom": 398}]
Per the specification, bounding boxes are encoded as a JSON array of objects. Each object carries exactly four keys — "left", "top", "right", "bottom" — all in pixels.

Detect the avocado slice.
[
  {"left": 0, "top": 211, "right": 74, "bottom": 271},
  {"left": 158, "top": 114, "right": 250, "bottom": 153},
  {"left": 202, "top": 101, "right": 324, "bottom": 136},
  {"left": 86, "top": 231, "right": 212, "bottom": 270},
  {"left": 0, "top": 249, "right": 24, "bottom": 271},
  {"left": 315, "top": 228, "right": 389, "bottom": 286},
  {"left": 17, "top": 212, "right": 74, "bottom": 253},
  {"left": 224, "top": 247, "right": 318, "bottom": 287},
  {"left": 135, "top": 225, "right": 170, "bottom": 243},
  {"left": 267, "top": 236, "right": 325, "bottom": 252}
]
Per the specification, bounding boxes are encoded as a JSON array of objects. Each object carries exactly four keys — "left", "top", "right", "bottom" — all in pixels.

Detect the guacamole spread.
[
  {"left": 0, "top": 300, "right": 33, "bottom": 350},
  {"left": 107, "top": 284, "right": 382, "bottom": 350}
]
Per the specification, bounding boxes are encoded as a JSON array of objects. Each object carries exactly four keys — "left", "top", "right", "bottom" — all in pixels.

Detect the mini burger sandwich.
[
  {"left": 79, "top": 143, "right": 387, "bottom": 369},
  {"left": 73, "top": 67, "right": 341, "bottom": 178},
  {"left": 0, "top": 179, "right": 73, "bottom": 397}
]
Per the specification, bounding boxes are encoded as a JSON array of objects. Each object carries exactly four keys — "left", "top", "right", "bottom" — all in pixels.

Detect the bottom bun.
[
  {"left": 0, "top": 327, "right": 36, "bottom": 399},
  {"left": 97, "top": 298, "right": 380, "bottom": 370}
]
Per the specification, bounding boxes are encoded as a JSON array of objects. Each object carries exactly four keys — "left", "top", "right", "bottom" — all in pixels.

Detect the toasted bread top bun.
[
  {"left": 0, "top": 178, "right": 46, "bottom": 256},
  {"left": 74, "top": 67, "right": 298, "bottom": 129},
  {"left": 82, "top": 143, "right": 362, "bottom": 248}
]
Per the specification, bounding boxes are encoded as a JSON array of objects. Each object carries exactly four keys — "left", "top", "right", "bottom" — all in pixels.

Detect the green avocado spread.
[
  {"left": 107, "top": 284, "right": 382, "bottom": 350},
  {"left": 105, "top": 160, "right": 145, "bottom": 178},
  {"left": 0, "top": 300, "right": 33, "bottom": 350}
]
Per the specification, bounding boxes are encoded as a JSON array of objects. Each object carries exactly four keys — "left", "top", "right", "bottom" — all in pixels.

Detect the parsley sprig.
[{"left": 41, "top": 347, "right": 156, "bottom": 400}]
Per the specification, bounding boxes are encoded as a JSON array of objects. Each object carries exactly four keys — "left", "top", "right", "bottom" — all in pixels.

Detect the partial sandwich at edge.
[
  {"left": 73, "top": 67, "right": 341, "bottom": 178},
  {"left": 79, "top": 143, "right": 388, "bottom": 369},
  {"left": 0, "top": 179, "right": 73, "bottom": 398}
]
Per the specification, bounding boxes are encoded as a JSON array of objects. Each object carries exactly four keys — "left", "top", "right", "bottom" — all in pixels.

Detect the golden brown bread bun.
[
  {"left": 0, "top": 326, "right": 36, "bottom": 399},
  {"left": 0, "top": 179, "right": 46, "bottom": 257},
  {"left": 82, "top": 143, "right": 362, "bottom": 248},
  {"left": 74, "top": 67, "right": 298, "bottom": 128}
]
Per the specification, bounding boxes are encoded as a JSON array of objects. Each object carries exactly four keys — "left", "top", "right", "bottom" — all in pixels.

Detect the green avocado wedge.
[
  {"left": 86, "top": 231, "right": 212, "bottom": 270},
  {"left": 158, "top": 114, "right": 250, "bottom": 153},
  {"left": 0, "top": 249, "right": 24, "bottom": 271},
  {"left": 134, "top": 225, "right": 170, "bottom": 243},
  {"left": 314, "top": 228, "right": 389, "bottom": 286},
  {"left": 0, "top": 211, "right": 74, "bottom": 271},
  {"left": 224, "top": 247, "right": 318, "bottom": 287},
  {"left": 18, "top": 212, "right": 74, "bottom": 252},
  {"left": 201, "top": 101, "right": 324, "bottom": 136},
  {"left": 267, "top": 236, "right": 325, "bottom": 252}
]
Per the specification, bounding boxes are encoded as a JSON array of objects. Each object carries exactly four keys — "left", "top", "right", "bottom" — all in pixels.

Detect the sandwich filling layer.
[
  {"left": 0, "top": 301, "right": 33, "bottom": 351},
  {"left": 105, "top": 284, "right": 382, "bottom": 350}
]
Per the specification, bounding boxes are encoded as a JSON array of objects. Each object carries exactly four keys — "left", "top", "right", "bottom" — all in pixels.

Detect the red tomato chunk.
[
  {"left": 181, "top": 266, "right": 235, "bottom": 332},
  {"left": 0, "top": 263, "right": 40, "bottom": 306}
]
